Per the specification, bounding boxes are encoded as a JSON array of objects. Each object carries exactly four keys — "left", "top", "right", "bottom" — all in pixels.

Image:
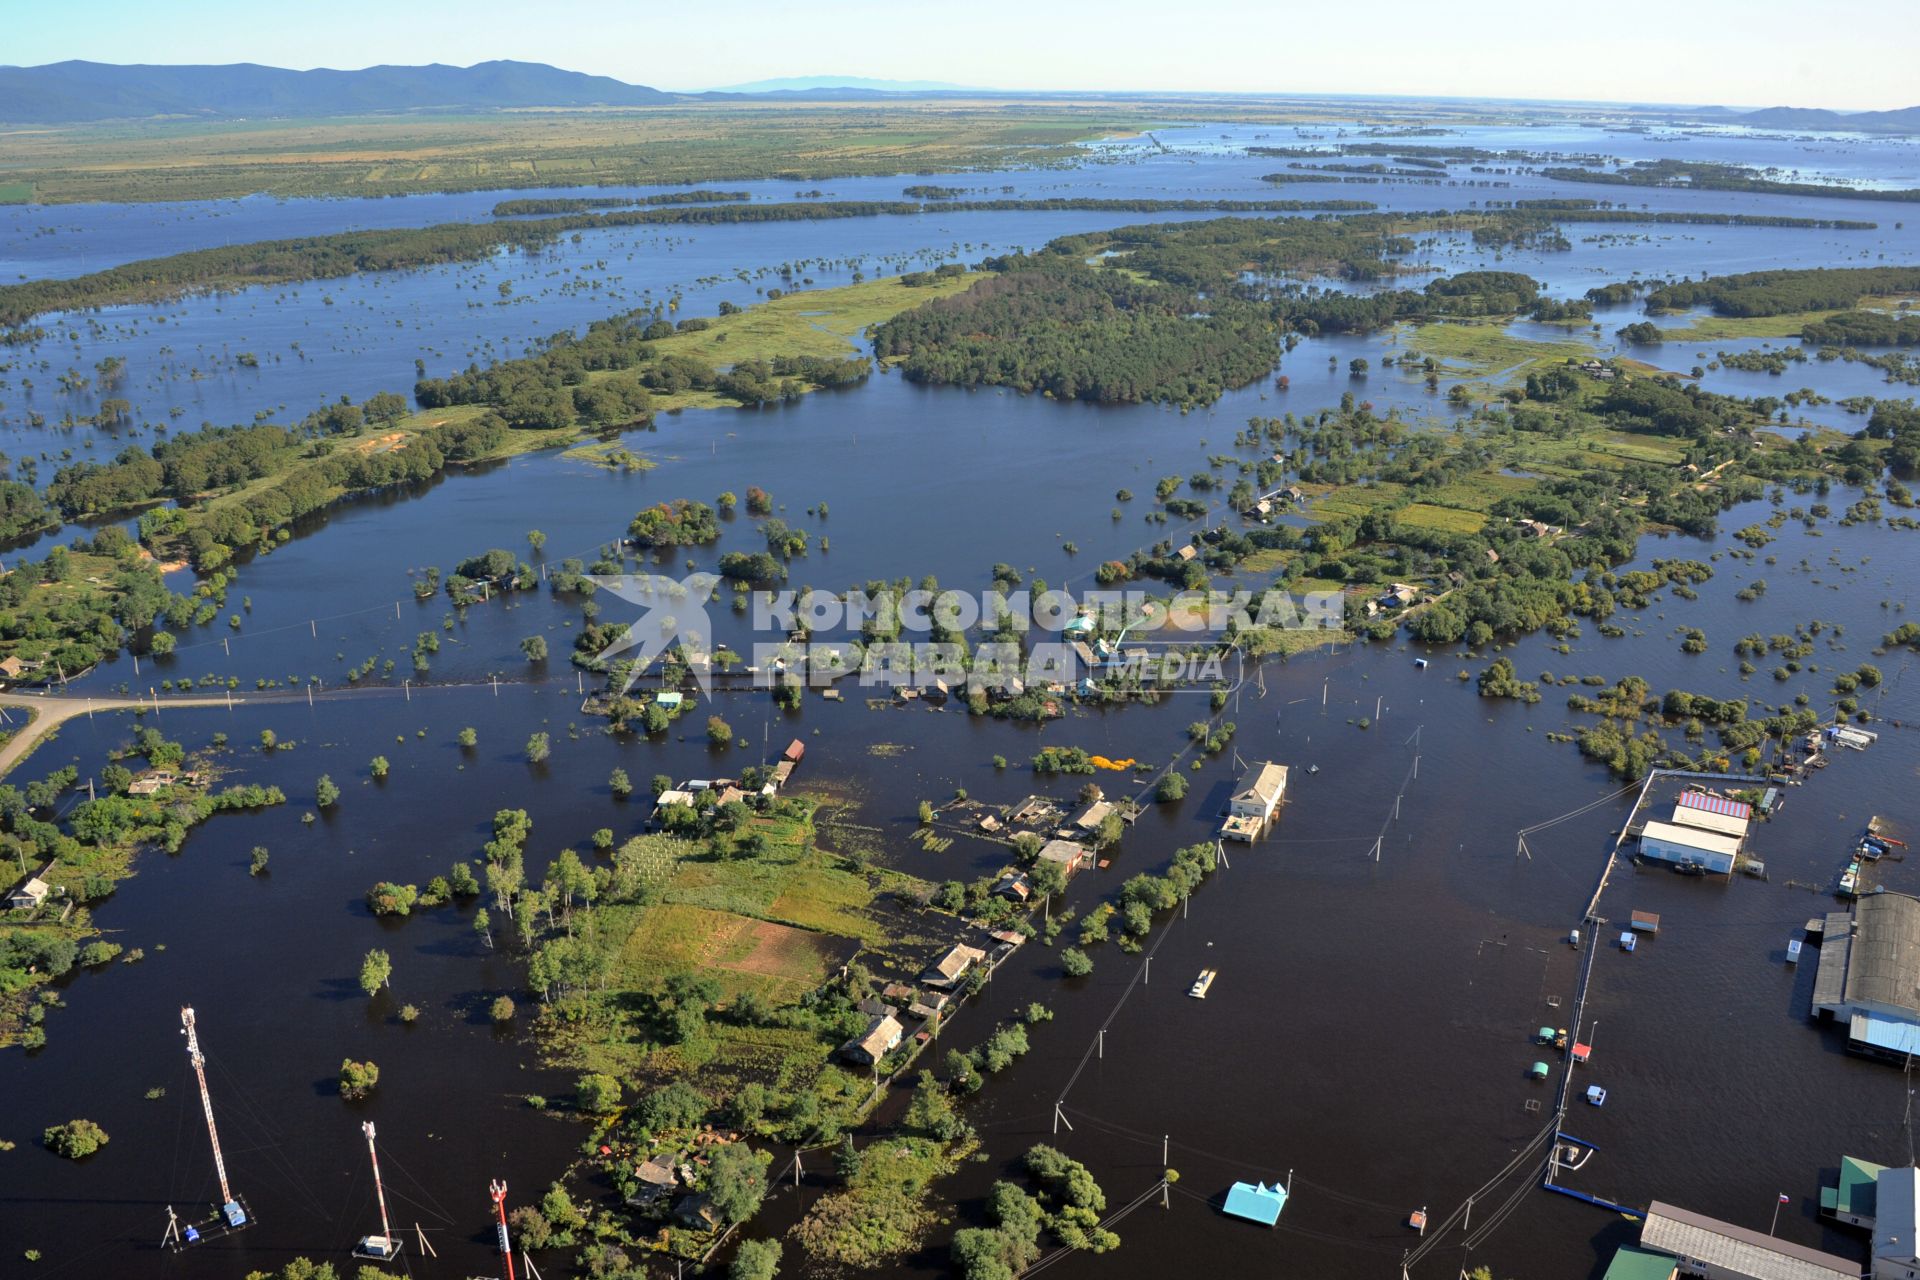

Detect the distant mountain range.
[
  {"left": 1736, "top": 104, "right": 1920, "bottom": 134},
  {"left": 0, "top": 61, "right": 998, "bottom": 124},
  {"left": 708, "top": 76, "right": 983, "bottom": 94},
  {"left": 1, "top": 61, "right": 1915, "bottom": 132},
  {"left": 0, "top": 59, "right": 675, "bottom": 123}
]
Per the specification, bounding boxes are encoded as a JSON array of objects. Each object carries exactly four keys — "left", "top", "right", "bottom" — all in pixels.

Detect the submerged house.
[
  {"left": 673, "top": 1194, "right": 720, "bottom": 1230},
  {"left": 1221, "top": 762, "right": 1288, "bottom": 841},
  {"left": 627, "top": 1156, "right": 680, "bottom": 1207},
  {"left": 922, "top": 944, "right": 987, "bottom": 990},
  {"left": 1037, "top": 840, "right": 1092, "bottom": 877},
  {"left": 992, "top": 872, "right": 1034, "bottom": 903},
  {"left": 652, "top": 789, "right": 697, "bottom": 825},
  {"left": 1222, "top": 1181, "right": 1288, "bottom": 1227},
  {"left": 1067, "top": 799, "right": 1113, "bottom": 837}
]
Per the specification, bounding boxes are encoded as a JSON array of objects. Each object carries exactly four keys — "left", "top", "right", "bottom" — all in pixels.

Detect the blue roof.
[
  {"left": 1223, "top": 1180, "right": 1287, "bottom": 1226},
  {"left": 1859, "top": 1015, "right": 1920, "bottom": 1055}
]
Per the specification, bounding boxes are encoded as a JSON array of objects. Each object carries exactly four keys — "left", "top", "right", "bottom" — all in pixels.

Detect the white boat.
[
  {"left": 1787, "top": 939, "right": 1803, "bottom": 964},
  {"left": 1189, "top": 969, "right": 1217, "bottom": 998},
  {"left": 1586, "top": 1085, "right": 1607, "bottom": 1107}
]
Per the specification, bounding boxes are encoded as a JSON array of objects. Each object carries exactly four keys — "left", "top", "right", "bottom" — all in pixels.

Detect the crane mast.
[
  {"left": 365, "top": 1124, "right": 393, "bottom": 1241},
  {"left": 353, "top": 1121, "right": 401, "bottom": 1259},
  {"left": 180, "top": 1006, "right": 248, "bottom": 1228},
  {"left": 491, "top": 1180, "right": 517, "bottom": 1280}
]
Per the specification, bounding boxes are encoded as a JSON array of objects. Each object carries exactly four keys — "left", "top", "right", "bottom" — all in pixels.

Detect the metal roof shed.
[
  {"left": 1639, "top": 820, "right": 1742, "bottom": 874},
  {"left": 1843, "top": 893, "right": 1920, "bottom": 1020},
  {"left": 1602, "top": 1246, "right": 1678, "bottom": 1280},
  {"left": 1639, "top": 1200, "right": 1859, "bottom": 1280},
  {"left": 1820, "top": 1154, "right": 1887, "bottom": 1225}
]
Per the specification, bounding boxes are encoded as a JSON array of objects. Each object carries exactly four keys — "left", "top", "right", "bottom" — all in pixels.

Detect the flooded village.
[{"left": 2, "top": 32, "right": 1920, "bottom": 1280}]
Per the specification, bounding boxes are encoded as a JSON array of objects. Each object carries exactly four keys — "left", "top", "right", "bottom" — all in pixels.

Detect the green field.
[
  {"left": 1398, "top": 317, "right": 1598, "bottom": 381},
  {"left": 644, "top": 272, "right": 978, "bottom": 367},
  {"left": 0, "top": 97, "right": 1551, "bottom": 204},
  {"left": 550, "top": 803, "right": 937, "bottom": 1085},
  {"left": 0, "top": 105, "right": 1143, "bottom": 204},
  {"left": 1395, "top": 502, "right": 1488, "bottom": 533},
  {"left": 0, "top": 181, "right": 31, "bottom": 204}
]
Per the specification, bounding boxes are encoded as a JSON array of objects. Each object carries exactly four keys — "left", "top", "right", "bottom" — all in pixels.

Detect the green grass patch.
[
  {"left": 1302, "top": 480, "right": 1406, "bottom": 519},
  {"left": 1423, "top": 471, "right": 1538, "bottom": 511},
  {"left": 1645, "top": 308, "right": 1837, "bottom": 342},
  {"left": 647, "top": 273, "right": 978, "bottom": 367},
  {"left": 1394, "top": 502, "right": 1487, "bottom": 534},
  {"left": 1398, "top": 318, "right": 1596, "bottom": 381}
]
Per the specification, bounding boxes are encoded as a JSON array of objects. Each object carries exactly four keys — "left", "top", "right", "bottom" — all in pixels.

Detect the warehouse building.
[
  {"left": 1639, "top": 819, "right": 1743, "bottom": 876},
  {"left": 1636, "top": 1200, "right": 1859, "bottom": 1280},
  {"left": 1812, "top": 892, "right": 1920, "bottom": 1064},
  {"left": 1672, "top": 790, "right": 1753, "bottom": 839}
]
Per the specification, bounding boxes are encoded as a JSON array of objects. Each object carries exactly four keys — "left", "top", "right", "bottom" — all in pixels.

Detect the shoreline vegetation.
[
  {"left": 0, "top": 269, "right": 980, "bottom": 671},
  {"left": 1, "top": 207, "right": 1913, "bottom": 738},
  {"left": 0, "top": 198, "right": 1875, "bottom": 335},
  {"left": 489, "top": 190, "right": 753, "bottom": 216},
  {"left": 3, "top": 211, "right": 1916, "bottom": 686},
  {"left": 0, "top": 198, "right": 1374, "bottom": 328},
  {"left": 1247, "top": 141, "right": 1920, "bottom": 206},
  {"left": 1541, "top": 158, "right": 1920, "bottom": 204}
]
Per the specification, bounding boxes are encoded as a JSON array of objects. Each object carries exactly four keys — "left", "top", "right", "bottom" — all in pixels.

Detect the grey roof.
[
  {"left": 1813, "top": 929, "right": 1853, "bottom": 1015},
  {"left": 636, "top": 1156, "right": 679, "bottom": 1187},
  {"left": 1233, "top": 762, "right": 1288, "bottom": 809},
  {"left": 1877, "top": 1166, "right": 1920, "bottom": 1264},
  {"left": 1640, "top": 1201, "right": 1859, "bottom": 1280},
  {"left": 1845, "top": 893, "right": 1920, "bottom": 1017},
  {"left": 1038, "top": 839, "right": 1087, "bottom": 866}
]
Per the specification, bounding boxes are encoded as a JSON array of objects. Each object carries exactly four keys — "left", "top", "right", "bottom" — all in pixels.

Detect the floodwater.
[{"left": 2, "top": 119, "right": 1919, "bottom": 1280}]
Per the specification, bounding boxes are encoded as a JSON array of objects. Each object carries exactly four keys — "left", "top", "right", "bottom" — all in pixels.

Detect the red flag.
[{"left": 1779, "top": 1193, "right": 1791, "bottom": 1203}]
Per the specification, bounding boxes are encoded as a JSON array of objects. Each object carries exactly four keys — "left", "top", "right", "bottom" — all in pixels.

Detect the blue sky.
[{"left": 5, "top": 0, "right": 1912, "bottom": 110}]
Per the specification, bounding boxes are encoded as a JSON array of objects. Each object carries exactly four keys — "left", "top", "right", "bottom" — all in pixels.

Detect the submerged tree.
[{"left": 358, "top": 948, "right": 392, "bottom": 996}]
